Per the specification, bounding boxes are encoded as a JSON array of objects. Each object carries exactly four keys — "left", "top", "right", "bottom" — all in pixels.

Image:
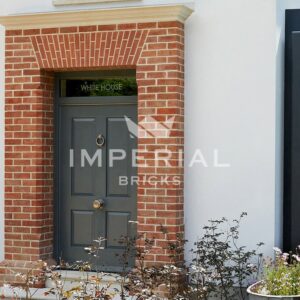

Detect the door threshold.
[{"left": 52, "top": 270, "right": 121, "bottom": 284}]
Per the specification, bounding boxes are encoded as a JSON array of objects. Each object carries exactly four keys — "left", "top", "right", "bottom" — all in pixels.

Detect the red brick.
[
  {"left": 98, "top": 24, "right": 117, "bottom": 31},
  {"left": 6, "top": 30, "right": 22, "bottom": 36},
  {"left": 138, "top": 22, "right": 157, "bottom": 29},
  {"left": 79, "top": 25, "right": 97, "bottom": 32},
  {"left": 14, "top": 37, "right": 30, "bottom": 43},
  {"left": 158, "top": 21, "right": 183, "bottom": 28},
  {"left": 117, "top": 23, "right": 136, "bottom": 30},
  {"left": 60, "top": 26, "right": 78, "bottom": 33},
  {"left": 41, "top": 28, "right": 59, "bottom": 34},
  {"left": 147, "top": 72, "right": 167, "bottom": 79},
  {"left": 23, "top": 29, "right": 41, "bottom": 35},
  {"left": 2, "top": 20, "right": 185, "bottom": 275}
]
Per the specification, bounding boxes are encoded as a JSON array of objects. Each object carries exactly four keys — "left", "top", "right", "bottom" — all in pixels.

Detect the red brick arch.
[
  {"left": 30, "top": 27, "right": 149, "bottom": 69},
  {"left": 1, "top": 21, "right": 184, "bottom": 282}
]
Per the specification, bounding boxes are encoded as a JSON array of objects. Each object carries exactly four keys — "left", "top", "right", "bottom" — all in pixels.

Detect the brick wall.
[{"left": 1, "top": 21, "right": 184, "bottom": 282}]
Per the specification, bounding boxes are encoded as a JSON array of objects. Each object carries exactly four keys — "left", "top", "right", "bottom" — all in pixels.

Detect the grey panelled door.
[{"left": 57, "top": 100, "right": 137, "bottom": 271}]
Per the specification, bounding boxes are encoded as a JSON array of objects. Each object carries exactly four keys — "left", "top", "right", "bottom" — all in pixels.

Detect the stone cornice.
[{"left": 0, "top": 5, "right": 193, "bottom": 29}]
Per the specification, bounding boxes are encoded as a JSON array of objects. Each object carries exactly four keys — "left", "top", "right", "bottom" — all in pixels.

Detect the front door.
[{"left": 55, "top": 75, "right": 137, "bottom": 271}]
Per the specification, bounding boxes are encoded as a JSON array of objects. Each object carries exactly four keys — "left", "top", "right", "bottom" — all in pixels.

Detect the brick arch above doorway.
[{"left": 30, "top": 27, "right": 149, "bottom": 69}]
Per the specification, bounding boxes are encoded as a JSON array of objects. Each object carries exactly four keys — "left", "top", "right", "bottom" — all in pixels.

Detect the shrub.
[
  {"left": 4, "top": 213, "right": 263, "bottom": 300},
  {"left": 186, "top": 212, "right": 263, "bottom": 300}
]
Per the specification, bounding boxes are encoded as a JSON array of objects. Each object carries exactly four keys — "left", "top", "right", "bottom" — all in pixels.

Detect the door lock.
[{"left": 93, "top": 199, "right": 105, "bottom": 210}]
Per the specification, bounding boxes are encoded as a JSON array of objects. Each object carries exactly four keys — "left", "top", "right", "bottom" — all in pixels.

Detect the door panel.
[
  {"left": 57, "top": 101, "right": 137, "bottom": 271},
  {"left": 106, "top": 117, "right": 131, "bottom": 197},
  {"left": 72, "top": 210, "right": 94, "bottom": 246},
  {"left": 71, "top": 117, "right": 97, "bottom": 195},
  {"left": 106, "top": 212, "right": 130, "bottom": 248}
]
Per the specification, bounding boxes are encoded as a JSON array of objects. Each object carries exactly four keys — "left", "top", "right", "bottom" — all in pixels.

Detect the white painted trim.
[
  {"left": 0, "top": 5, "right": 193, "bottom": 29},
  {"left": 53, "top": 0, "right": 133, "bottom": 6}
]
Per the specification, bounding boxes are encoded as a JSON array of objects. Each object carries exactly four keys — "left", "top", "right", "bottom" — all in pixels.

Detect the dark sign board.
[{"left": 60, "top": 78, "right": 137, "bottom": 97}]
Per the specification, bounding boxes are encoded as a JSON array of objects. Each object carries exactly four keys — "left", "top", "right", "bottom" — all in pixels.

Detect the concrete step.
[{"left": 0, "top": 271, "right": 129, "bottom": 300}]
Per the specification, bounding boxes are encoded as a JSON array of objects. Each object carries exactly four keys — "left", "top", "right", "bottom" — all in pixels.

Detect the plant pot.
[{"left": 247, "top": 282, "right": 300, "bottom": 300}]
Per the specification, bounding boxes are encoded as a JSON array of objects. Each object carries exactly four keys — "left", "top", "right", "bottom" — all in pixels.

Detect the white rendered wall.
[
  {"left": 0, "top": 0, "right": 296, "bottom": 261},
  {"left": 185, "top": 0, "right": 277, "bottom": 257}
]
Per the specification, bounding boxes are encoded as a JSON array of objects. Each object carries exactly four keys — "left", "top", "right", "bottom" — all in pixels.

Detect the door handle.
[{"left": 93, "top": 199, "right": 105, "bottom": 210}]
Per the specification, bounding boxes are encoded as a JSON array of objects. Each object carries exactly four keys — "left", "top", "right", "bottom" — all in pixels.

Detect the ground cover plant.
[{"left": 249, "top": 246, "right": 300, "bottom": 296}]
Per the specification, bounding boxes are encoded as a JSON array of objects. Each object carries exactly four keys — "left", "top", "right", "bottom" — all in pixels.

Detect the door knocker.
[{"left": 96, "top": 134, "right": 105, "bottom": 148}]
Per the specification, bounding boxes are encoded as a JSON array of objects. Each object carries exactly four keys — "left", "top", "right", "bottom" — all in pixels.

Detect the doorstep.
[
  {"left": 49, "top": 270, "right": 120, "bottom": 284},
  {"left": 0, "top": 271, "right": 124, "bottom": 300}
]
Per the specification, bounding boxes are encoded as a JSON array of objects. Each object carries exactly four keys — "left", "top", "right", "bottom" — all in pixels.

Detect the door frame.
[
  {"left": 284, "top": 10, "right": 300, "bottom": 252},
  {"left": 54, "top": 71, "right": 137, "bottom": 262}
]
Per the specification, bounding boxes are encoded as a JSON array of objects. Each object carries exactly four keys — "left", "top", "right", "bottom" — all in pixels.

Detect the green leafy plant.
[{"left": 254, "top": 246, "right": 300, "bottom": 296}]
